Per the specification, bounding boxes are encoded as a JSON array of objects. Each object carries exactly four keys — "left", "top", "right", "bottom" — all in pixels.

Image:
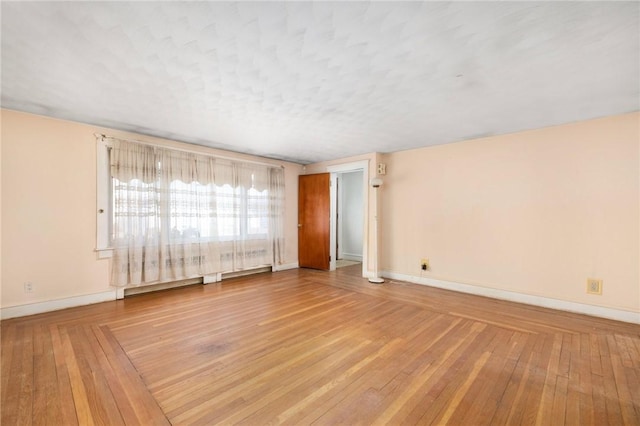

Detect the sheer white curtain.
[
  {"left": 109, "top": 138, "right": 285, "bottom": 286},
  {"left": 269, "top": 167, "right": 285, "bottom": 266}
]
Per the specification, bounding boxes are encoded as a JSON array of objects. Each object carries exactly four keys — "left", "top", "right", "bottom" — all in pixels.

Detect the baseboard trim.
[
  {"left": 11, "top": 268, "right": 628, "bottom": 323},
  {"left": 2, "top": 263, "right": 302, "bottom": 319},
  {"left": 381, "top": 271, "right": 640, "bottom": 325},
  {"left": 272, "top": 262, "right": 299, "bottom": 272},
  {"left": 222, "top": 266, "right": 272, "bottom": 279},
  {"left": 1, "top": 290, "right": 118, "bottom": 320},
  {"left": 124, "top": 277, "right": 203, "bottom": 297},
  {"left": 341, "top": 254, "right": 363, "bottom": 262}
]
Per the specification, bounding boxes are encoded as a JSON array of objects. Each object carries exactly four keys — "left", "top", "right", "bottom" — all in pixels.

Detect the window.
[
  {"left": 164, "top": 181, "right": 268, "bottom": 241},
  {"left": 96, "top": 135, "right": 285, "bottom": 286},
  {"left": 112, "top": 177, "right": 159, "bottom": 245},
  {"left": 167, "top": 179, "right": 215, "bottom": 241},
  {"left": 247, "top": 187, "right": 269, "bottom": 236}
]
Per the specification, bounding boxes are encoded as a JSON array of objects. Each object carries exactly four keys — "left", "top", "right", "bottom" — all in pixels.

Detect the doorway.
[
  {"left": 336, "top": 170, "right": 364, "bottom": 268},
  {"left": 328, "top": 160, "right": 370, "bottom": 276}
]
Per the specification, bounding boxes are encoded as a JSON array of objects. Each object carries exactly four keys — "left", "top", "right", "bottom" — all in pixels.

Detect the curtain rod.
[{"left": 94, "top": 133, "right": 285, "bottom": 169}]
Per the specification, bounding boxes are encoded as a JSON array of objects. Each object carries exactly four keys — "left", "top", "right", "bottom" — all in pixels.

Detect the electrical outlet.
[
  {"left": 421, "top": 258, "right": 429, "bottom": 271},
  {"left": 586, "top": 278, "right": 602, "bottom": 295},
  {"left": 24, "top": 282, "right": 33, "bottom": 293}
]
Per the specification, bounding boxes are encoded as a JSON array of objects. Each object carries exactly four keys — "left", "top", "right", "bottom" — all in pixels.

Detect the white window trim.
[{"left": 96, "top": 136, "right": 113, "bottom": 258}]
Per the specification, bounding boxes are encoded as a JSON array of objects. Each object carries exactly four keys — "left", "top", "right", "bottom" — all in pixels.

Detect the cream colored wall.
[
  {"left": 1, "top": 109, "right": 302, "bottom": 309},
  {"left": 2, "top": 110, "right": 110, "bottom": 307},
  {"left": 4, "top": 108, "right": 637, "bottom": 315},
  {"left": 0, "top": 114, "right": 3, "bottom": 306},
  {"left": 380, "top": 113, "right": 639, "bottom": 313}
]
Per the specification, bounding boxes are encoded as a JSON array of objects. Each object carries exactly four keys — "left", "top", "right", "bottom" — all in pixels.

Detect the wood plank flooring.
[{"left": 2, "top": 264, "right": 639, "bottom": 425}]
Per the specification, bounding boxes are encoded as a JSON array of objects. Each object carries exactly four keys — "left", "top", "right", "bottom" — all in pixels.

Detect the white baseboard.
[
  {"left": 341, "top": 254, "right": 363, "bottom": 262},
  {"left": 381, "top": 271, "right": 640, "bottom": 325},
  {"left": 11, "top": 268, "right": 632, "bottom": 324},
  {"left": 124, "top": 277, "right": 204, "bottom": 296},
  {"left": 203, "top": 273, "right": 222, "bottom": 284},
  {"left": 2, "top": 264, "right": 302, "bottom": 319},
  {"left": 1, "top": 290, "right": 118, "bottom": 320},
  {"left": 273, "top": 262, "right": 299, "bottom": 272}
]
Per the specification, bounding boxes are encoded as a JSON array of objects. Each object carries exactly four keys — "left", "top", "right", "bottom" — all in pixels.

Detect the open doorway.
[
  {"left": 328, "top": 160, "right": 369, "bottom": 276},
  {"left": 336, "top": 171, "right": 363, "bottom": 268}
]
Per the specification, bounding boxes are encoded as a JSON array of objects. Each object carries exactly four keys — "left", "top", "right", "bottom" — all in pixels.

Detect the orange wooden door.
[{"left": 298, "top": 173, "right": 330, "bottom": 270}]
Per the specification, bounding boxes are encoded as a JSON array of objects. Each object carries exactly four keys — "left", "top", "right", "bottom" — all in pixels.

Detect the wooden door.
[{"left": 298, "top": 173, "right": 330, "bottom": 270}]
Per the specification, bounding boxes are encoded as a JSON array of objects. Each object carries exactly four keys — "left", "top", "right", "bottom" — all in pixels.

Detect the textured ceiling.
[{"left": 2, "top": 2, "right": 638, "bottom": 164}]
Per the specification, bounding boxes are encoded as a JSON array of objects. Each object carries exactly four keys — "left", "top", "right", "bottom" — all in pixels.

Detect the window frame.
[
  {"left": 96, "top": 137, "right": 272, "bottom": 258},
  {"left": 96, "top": 138, "right": 114, "bottom": 257}
]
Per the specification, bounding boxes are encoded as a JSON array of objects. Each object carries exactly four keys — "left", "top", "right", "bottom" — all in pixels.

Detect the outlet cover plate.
[
  {"left": 421, "top": 258, "right": 429, "bottom": 270},
  {"left": 586, "top": 278, "right": 602, "bottom": 295}
]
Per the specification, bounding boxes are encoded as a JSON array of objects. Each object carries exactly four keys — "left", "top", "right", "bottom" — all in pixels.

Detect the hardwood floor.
[{"left": 2, "top": 265, "right": 639, "bottom": 425}]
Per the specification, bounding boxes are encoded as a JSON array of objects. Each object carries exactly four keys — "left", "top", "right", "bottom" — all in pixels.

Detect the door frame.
[{"left": 327, "top": 160, "right": 370, "bottom": 276}]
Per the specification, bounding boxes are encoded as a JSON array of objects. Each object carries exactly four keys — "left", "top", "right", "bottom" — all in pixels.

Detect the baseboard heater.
[{"left": 123, "top": 265, "right": 272, "bottom": 297}]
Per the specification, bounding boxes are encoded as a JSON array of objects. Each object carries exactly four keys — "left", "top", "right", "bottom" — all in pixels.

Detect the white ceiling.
[{"left": 2, "top": 2, "right": 638, "bottom": 164}]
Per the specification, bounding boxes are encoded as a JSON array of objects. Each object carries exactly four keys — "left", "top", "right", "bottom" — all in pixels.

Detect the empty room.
[{"left": 1, "top": 1, "right": 639, "bottom": 425}]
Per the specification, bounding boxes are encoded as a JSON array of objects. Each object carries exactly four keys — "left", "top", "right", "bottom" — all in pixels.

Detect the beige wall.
[
  {"left": 0, "top": 113, "right": 3, "bottom": 306},
  {"left": 1, "top": 109, "right": 302, "bottom": 309},
  {"left": 380, "top": 113, "right": 639, "bottom": 313},
  {"left": 3, "top": 108, "right": 637, "bottom": 316}
]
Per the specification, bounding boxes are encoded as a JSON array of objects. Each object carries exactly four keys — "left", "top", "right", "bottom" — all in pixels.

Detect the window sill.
[{"left": 96, "top": 248, "right": 114, "bottom": 259}]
